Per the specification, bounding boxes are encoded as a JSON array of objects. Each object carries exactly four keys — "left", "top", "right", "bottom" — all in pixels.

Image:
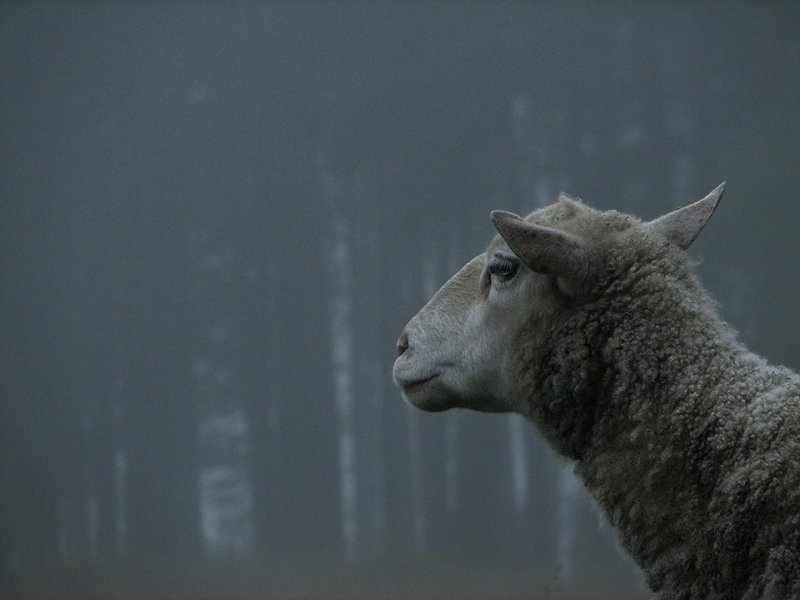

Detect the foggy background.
[{"left": 2, "top": 2, "right": 799, "bottom": 598}]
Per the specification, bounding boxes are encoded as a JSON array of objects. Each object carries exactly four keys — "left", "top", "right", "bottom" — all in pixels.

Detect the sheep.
[{"left": 393, "top": 183, "right": 800, "bottom": 599}]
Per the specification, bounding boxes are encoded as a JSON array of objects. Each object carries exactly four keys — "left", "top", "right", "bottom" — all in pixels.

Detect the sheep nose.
[{"left": 397, "top": 332, "right": 410, "bottom": 357}]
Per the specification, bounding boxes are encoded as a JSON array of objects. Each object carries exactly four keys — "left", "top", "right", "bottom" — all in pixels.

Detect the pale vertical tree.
[
  {"left": 58, "top": 500, "right": 74, "bottom": 561},
  {"left": 112, "top": 447, "right": 127, "bottom": 557},
  {"left": 111, "top": 362, "right": 127, "bottom": 558},
  {"left": 406, "top": 409, "right": 428, "bottom": 552},
  {"left": 85, "top": 475, "right": 99, "bottom": 561},
  {"left": 328, "top": 216, "right": 360, "bottom": 562},
  {"left": 508, "top": 416, "right": 530, "bottom": 514},
  {"left": 73, "top": 244, "right": 102, "bottom": 563},
  {"left": 352, "top": 163, "right": 388, "bottom": 554},
  {"left": 556, "top": 464, "right": 582, "bottom": 578},
  {"left": 320, "top": 157, "right": 361, "bottom": 563},
  {"left": 191, "top": 234, "right": 255, "bottom": 558}
]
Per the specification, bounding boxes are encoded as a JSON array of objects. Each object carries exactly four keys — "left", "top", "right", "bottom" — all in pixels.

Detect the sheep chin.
[{"left": 400, "top": 375, "right": 453, "bottom": 412}]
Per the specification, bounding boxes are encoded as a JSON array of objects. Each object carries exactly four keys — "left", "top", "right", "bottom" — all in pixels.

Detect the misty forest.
[{"left": 2, "top": 2, "right": 800, "bottom": 599}]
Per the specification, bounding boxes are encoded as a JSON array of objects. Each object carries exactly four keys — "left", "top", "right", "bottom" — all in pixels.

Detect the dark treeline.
[{"left": 2, "top": 2, "right": 799, "bottom": 597}]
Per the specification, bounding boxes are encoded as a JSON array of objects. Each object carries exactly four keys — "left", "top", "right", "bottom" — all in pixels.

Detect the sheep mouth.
[
  {"left": 399, "top": 373, "right": 440, "bottom": 393},
  {"left": 397, "top": 373, "right": 457, "bottom": 412}
]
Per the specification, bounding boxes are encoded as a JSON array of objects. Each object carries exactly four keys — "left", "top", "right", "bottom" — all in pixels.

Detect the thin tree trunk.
[{"left": 191, "top": 233, "right": 255, "bottom": 558}]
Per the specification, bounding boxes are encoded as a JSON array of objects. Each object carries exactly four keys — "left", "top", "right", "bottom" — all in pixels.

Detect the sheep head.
[{"left": 393, "top": 184, "right": 725, "bottom": 419}]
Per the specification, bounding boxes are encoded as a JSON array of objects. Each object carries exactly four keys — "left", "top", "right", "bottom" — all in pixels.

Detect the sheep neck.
[{"left": 564, "top": 272, "right": 800, "bottom": 598}]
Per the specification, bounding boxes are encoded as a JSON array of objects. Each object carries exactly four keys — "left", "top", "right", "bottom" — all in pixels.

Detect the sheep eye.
[{"left": 488, "top": 253, "right": 519, "bottom": 281}]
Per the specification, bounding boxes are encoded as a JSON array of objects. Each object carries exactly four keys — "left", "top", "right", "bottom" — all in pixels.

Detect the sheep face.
[
  {"left": 393, "top": 249, "right": 540, "bottom": 413},
  {"left": 393, "top": 199, "right": 595, "bottom": 415},
  {"left": 393, "top": 184, "right": 725, "bottom": 421}
]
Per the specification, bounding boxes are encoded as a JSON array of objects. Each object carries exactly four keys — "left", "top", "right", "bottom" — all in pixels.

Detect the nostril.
[{"left": 397, "top": 332, "right": 409, "bottom": 357}]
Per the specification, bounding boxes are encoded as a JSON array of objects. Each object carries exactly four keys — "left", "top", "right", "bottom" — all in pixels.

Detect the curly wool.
[{"left": 513, "top": 201, "right": 800, "bottom": 599}]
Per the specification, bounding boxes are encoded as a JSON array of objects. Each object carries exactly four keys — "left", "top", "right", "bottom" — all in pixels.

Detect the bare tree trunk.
[
  {"left": 556, "top": 463, "right": 581, "bottom": 577},
  {"left": 406, "top": 409, "right": 428, "bottom": 553},
  {"left": 110, "top": 360, "right": 127, "bottom": 558},
  {"left": 190, "top": 233, "right": 255, "bottom": 558},
  {"left": 321, "top": 156, "right": 361, "bottom": 562},
  {"left": 112, "top": 447, "right": 127, "bottom": 557},
  {"left": 85, "top": 478, "right": 99, "bottom": 562},
  {"left": 329, "top": 216, "right": 360, "bottom": 563},
  {"left": 353, "top": 164, "right": 387, "bottom": 555},
  {"left": 508, "top": 416, "right": 530, "bottom": 514}
]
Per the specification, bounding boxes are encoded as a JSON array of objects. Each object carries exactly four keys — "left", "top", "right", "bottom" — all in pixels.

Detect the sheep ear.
[
  {"left": 648, "top": 182, "right": 726, "bottom": 250},
  {"left": 490, "top": 210, "right": 587, "bottom": 279}
]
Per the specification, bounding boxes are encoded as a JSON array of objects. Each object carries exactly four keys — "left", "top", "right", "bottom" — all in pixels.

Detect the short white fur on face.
[
  {"left": 393, "top": 255, "right": 495, "bottom": 412},
  {"left": 393, "top": 239, "right": 553, "bottom": 414}
]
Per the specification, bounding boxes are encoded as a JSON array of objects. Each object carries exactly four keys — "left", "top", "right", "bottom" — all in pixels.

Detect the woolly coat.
[{"left": 512, "top": 201, "right": 800, "bottom": 599}]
